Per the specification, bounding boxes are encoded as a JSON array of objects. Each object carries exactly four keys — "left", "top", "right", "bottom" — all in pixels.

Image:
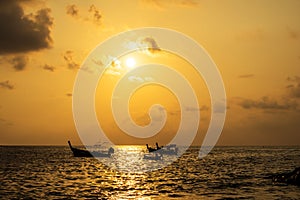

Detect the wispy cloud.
[
  {"left": 235, "top": 28, "right": 265, "bottom": 42},
  {"left": 63, "top": 50, "right": 79, "bottom": 70},
  {"left": 186, "top": 105, "right": 209, "bottom": 112},
  {"left": 9, "top": 55, "right": 28, "bottom": 71},
  {"left": 0, "top": 0, "right": 53, "bottom": 55},
  {"left": 128, "top": 76, "right": 155, "bottom": 83},
  {"left": 287, "top": 76, "right": 300, "bottom": 98},
  {"left": 42, "top": 64, "right": 55, "bottom": 72},
  {"left": 0, "top": 117, "right": 14, "bottom": 126},
  {"left": 0, "top": 80, "right": 14, "bottom": 90},
  {"left": 141, "top": 0, "right": 199, "bottom": 10},
  {"left": 238, "top": 96, "right": 297, "bottom": 111},
  {"left": 142, "top": 37, "right": 161, "bottom": 53},
  {"left": 88, "top": 5, "right": 102, "bottom": 25},
  {"left": 238, "top": 74, "right": 255, "bottom": 78},
  {"left": 286, "top": 26, "right": 299, "bottom": 40},
  {"left": 66, "top": 4, "right": 102, "bottom": 26},
  {"left": 66, "top": 4, "right": 79, "bottom": 18},
  {"left": 123, "top": 37, "right": 161, "bottom": 54}
]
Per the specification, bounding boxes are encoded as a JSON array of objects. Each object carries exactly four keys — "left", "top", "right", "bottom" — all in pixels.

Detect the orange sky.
[{"left": 0, "top": 0, "right": 300, "bottom": 145}]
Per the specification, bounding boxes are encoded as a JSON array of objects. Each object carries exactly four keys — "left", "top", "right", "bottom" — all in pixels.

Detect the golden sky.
[{"left": 0, "top": 0, "right": 300, "bottom": 145}]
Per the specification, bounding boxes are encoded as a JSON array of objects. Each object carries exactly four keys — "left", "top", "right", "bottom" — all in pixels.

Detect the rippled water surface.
[{"left": 1, "top": 146, "right": 300, "bottom": 199}]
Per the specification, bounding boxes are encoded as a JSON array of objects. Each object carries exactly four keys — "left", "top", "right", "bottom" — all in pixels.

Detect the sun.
[{"left": 125, "top": 57, "right": 136, "bottom": 68}]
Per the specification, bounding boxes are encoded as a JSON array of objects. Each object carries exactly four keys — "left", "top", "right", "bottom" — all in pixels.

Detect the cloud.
[
  {"left": 238, "top": 74, "right": 255, "bottom": 78},
  {"left": 235, "top": 28, "right": 265, "bottom": 42},
  {"left": 141, "top": 0, "right": 199, "bottom": 9},
  {"left": 238, "top": 96, "right": 297, "bottom": 111},
  {"left": 9, "top": 55, "right": 28, "bottom": 71},
  {"left": 0, "top": 117, "right": 14, "bottom": 126},
  {"left": 0, "top": 80, "right": 14, "bottom": 90},
  {"left": 66, "top": 4, "right": 79, "bottom": 17},
  {"left": 186, "top": 105, "right": 209, "bottom": 112},
  {"left": 141, "top": 37, "right": 161, "bottom": 53},
  {"left": 66, "top": 4, "right": 103, "bottom": 26},
  {"left": 128, "top": 76, "right": 155, "bottom": 83},
  {"left": 63, "top": 50, "right": 79, "bottom": 70},
  {"left": 42, "top": 64, "right": 55, "bottom": 72},
  {"left": 88, "top": 5, "right": 102, "bottom": 25},
  {"left": 0, "top": 0, "right": 53, "bottom": 55},
  {"left": 128, "top": 76, "right": 144, "bottom": 83},
  {"left": 286, "top": 26, "right": 299, "bottom": 40},
  {"left": 123, "top": 37, "right": 161, "bottom": 54},
  {"left": 235, "top": 76, "right": 300, "bottom": 112},
  {"left": 287, "top": 76, "right": 300, "bottom": 98}
]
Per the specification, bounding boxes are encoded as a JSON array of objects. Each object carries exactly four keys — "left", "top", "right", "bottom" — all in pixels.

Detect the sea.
[{"left": 1, "top": 145, "right": 299, "bottom": 199}]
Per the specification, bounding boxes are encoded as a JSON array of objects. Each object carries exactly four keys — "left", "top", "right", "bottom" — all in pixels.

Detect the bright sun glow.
[{"left": 125, "top": 57, "right": 136, "bottom": 68}]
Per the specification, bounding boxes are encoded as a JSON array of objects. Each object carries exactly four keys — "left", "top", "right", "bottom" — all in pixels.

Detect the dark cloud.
[
  {"left": 88, "top": 5, "right": 102, "bottom": 25},
  {"left": 238, "top": 74, "right": 255, "bottom": 78},
  {"left": 239, "top": 96, "right": 297, "bottom": 111},
  {"left": 63, "top": 50, "right": 79, "bottom": 70},
  {"left": 0, "top": 0, "right": 53, "bottom": 55},
  {"left": 142, "top": 37, "right": 161, "bottom": 53},
  {"left": 0, "top": 80, "right": 14, "bottom": 90},
  {"left": 287, "top": 76, "right": 300, "bottom": 98},
  {"left": 66, "top": 4, "right": 79, "bottom": 17},
  {"left": 42, "top": 64, "right": 55, "bottom": 72},
  {"left": 9, "top": 55, "right": 28, "bottom": 71}
]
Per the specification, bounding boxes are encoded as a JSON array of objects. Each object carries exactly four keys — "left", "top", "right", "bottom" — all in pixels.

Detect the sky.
[{"left": 0, "top": 0, "right": 300, "bottom": 145}]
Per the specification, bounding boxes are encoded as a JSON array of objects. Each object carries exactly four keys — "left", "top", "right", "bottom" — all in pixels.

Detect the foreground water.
[{"left": 1, "top": 146, "right": 300, "bottom": 199}]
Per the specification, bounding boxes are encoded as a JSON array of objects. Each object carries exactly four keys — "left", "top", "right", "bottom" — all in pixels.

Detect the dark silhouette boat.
[
  {"left": 146, "top": 142, "right": 178, "bottom": 155},
  {"left": 272, "top": 167, "right": 300, "bottom": 186},
  {"left": 68, "top": 141, "right": 114, "bottom": 158}
]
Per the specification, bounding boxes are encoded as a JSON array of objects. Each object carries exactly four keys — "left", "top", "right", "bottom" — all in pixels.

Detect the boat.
[
  {"left": 272, "top": 167, "right": 300, "bottom": 186},
  {"left": 146, "top": 142, "right": 178, "bottom": 155},
  {"left": 68, "top": 141, "right": 114, "bottom": 158}
]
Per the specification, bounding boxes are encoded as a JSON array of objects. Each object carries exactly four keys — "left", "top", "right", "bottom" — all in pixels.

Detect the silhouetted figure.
[
  {"left": 108, "top": 147, "right": 114, "bottom": 154},
  {"left": 156, "top": 142, "right": 162, "bottom": 150},
  {"left": 146, "top": 144, "right": 157, "bottom": 152}
]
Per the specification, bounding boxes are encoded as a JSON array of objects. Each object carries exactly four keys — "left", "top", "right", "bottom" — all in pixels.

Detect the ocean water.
[{"left": 1, "top": 146, "right": 299, "bottom": 199}]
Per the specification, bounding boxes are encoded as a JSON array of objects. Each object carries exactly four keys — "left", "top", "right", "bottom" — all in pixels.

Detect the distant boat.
[
  {"left": 146, "top": 142, "right": 178, "bottom": 155},
  {"left": 68, "top": 141, "right": 114, "bottom": 158}
]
